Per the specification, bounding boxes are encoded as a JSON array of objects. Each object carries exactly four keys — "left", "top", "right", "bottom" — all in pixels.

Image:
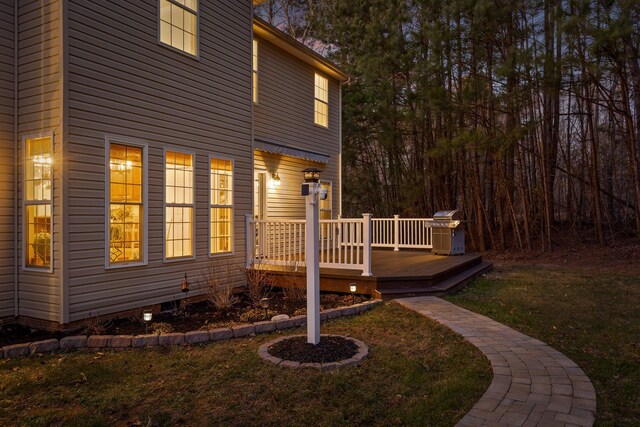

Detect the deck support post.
[
  {"left": 245, "top": 214, "right": 255, "bottom": 269},
  {"left": 393, "top": 214, "right": 400, "bottom": 251},
  {"left": 305, "top": 184, "right": 321, "bottom": 345},
  {"left": 362, "top": 213, "right": 373, "bottom": 276}
]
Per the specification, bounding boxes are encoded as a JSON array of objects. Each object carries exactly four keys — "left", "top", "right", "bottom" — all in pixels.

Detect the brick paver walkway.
[{"left": 395, "top": 297, "right": 596, "bottom": 427}]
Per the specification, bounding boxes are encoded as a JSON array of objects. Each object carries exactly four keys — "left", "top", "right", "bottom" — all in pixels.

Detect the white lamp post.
[{"left": 301, "top": 168, "right": 324, "bottom": 345}]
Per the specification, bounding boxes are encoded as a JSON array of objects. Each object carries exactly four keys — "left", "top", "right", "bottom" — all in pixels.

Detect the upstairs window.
[
  {"left": 159, "top": 0, "right": 198, "bottom": 57},
  {"left": 314, "top": 73, "right": 329, "bottom": 127},
  {"left": 165, "top": 151, "right": 194, "bottom": 260},
  {"left": 210, "top": 158, "right": 233, "bottom": 255},
  {"left": 24, "top": 135, "right": 53, "bottom": 270},
  {"left": 108, "top": 144, "right": 144, "bottom": 265},
  {"left": 253, "top": 39, "right": 258, "bottom": 104}
]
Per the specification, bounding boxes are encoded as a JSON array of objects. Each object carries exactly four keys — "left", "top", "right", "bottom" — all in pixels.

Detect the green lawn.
[
  {"left": 447, "top": 265, "right": 640, "bottom": 426},
  {"left": 0, "top": 303, "right": 490, "bottom": 426}
]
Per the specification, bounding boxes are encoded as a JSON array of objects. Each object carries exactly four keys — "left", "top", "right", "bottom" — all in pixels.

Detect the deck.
[{"left": 260, "top": 249, "right": 493, "bottom": 299}]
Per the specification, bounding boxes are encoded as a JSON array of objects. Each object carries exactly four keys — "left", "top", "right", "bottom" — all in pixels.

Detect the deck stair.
[
  {"left": 373, "top": 260, "right": 493, "bottom": 300},
  {"left": 261, "top": 250, "right": 492, "bottom": 300}
]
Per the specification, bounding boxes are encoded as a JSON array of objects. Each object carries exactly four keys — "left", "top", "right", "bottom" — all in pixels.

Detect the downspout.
[{"left": 13, "top": 0, "right": 18, "bottom": 318}]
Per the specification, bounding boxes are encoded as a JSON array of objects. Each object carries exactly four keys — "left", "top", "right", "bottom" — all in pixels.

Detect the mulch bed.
[
  {"left": 0, "top": 291, "right": 368, "bottom": 347},
  {"left": 268, "top": 335, "right": 358, "bottom": 363}
]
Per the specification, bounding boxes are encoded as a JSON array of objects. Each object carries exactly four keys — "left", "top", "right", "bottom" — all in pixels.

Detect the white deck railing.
[
  {"left": 371, "top": 215, "right": 433, "bottom": 250},
  {"left": 246, "top": 214, "right": 433, "bottom": 276}
]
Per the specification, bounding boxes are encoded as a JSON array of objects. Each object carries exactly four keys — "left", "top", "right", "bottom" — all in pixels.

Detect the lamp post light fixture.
[
  {"left": 349, "top": 283, "right": 357, "bottom": 305},
  {"left": 302, "top": 167, "right": 321, "bottom": 183},
  {"left": 143, "top": 310, "right": 152, "bottom": 334}
]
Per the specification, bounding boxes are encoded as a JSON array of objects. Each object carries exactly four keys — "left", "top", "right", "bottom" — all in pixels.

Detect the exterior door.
[
  {"left": 254, "top": 172, "right": 267, "bottom": 257},
  {"left": 254, "top": 171, "right": 267, "bottom": 220}
]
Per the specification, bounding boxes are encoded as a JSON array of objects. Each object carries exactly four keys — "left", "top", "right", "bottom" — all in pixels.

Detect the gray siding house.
[{"left": 0, "top": 0, "right": 347, "bottom": 329}]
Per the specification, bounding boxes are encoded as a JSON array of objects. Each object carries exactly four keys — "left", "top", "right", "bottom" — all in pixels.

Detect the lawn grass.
[
  {"left": 447, "top": 265, "right": 640, "bottom": 426},
  {"left": 0, "top": 303, "right": 491, "bottom": 426}
]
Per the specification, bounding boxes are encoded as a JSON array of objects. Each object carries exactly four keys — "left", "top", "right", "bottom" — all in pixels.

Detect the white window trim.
[
  {"left": 163, "top": 147, "right": 197, "bottom": 263},
  {"left": 208, "top": 154, "right": 235, "bottom": 258},
  {"left": 157, "top": 0, "right": 200, "bottom": 60},
  {"left": 22, "top": 132, "right": 54, "bottom": 273},
  {"left": 253, "top": 39, "right": 258, "bottom": 105},
  {"left": 319, "top": 179, "right": 333, "bottom": 220},
  {"left": 104, "top": 136, "right": 149, "bottom": 270},
  {"left": 314, "top": 72, "right": 329, "bottom": 129}
]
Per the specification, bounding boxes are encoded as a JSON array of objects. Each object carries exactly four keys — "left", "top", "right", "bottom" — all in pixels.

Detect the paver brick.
[
  {"left": 185, "top": 330, "right": 210, "bottom": 344},
  {"left": 209, "top": 328, "right": 233, "bottom": 341},
  {"left": 87, "top": 335, "right": 111, "bottom": 348},
  {"left": 60, "top": 336, "right": 87, "bottom": 350},
  {"left": 109, "top": 335, "right": 133, "bottom": 348},
  {"left": 3, "top": 343, "right": 31, "bottom": 358},
  {"left": 253, "top": 321, "right": 276, "bottom": 333},
  {"left": 158, "top": 333, "right": 185, "bottom": 346},
  {"left": 132, "top": 334, "right": 159, "bottom": 348},
  {"left": 28, "top": 339, "right": 60, "bottom": 354},
  {"left": 231, "top": 324, "right": 255, "bottom": 338}
]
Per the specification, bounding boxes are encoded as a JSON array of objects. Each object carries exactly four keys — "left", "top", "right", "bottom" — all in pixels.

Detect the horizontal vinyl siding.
[
  {"left": 253, "top": 35, "right": 341, "bottom": 159},
  {"left": 17, "top": 0, "right": 61, "bottom": 322},
  {"left": 0, "top": 0, "right": 14, "bottom": 318},
  {"left": 254, "top": 150, "right": 339, "bottom": 220},
  {"left": 66, "top": 0, "right": 253, "bottom": 321}
]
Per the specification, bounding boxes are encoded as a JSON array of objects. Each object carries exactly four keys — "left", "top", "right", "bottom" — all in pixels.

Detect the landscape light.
[{"left": 143, "top": 310, "right": 152, "bottom": 334}]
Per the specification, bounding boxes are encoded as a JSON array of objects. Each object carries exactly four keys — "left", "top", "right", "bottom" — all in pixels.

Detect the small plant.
[
  {"left": 151, "top": 322, "right": 173, "bottom": 335},
  {"left": 199, "top": 260, "right": 240, "bottom": 313},
  {"left": 238, "top": 307, "right": 277, "bottom": 323},
  {"left": 244, "top": 264, "right": 274, "bottom": 307},
  {"left": 82, "top": 315, "right": 112, "bottom": 335},
  {"left": 280, "top": 262, "right": 306, "bottom": 303}
]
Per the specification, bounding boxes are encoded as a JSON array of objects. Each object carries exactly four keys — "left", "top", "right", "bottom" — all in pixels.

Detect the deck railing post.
[
  {"left": 362, "top": 213, "right": 373, "bottom": 276},
  {"left": 245, "top": 214, "right": 254, "bottom": 269},
  {"left": 393, "top": 214, "right": 400, "bottom": 251}
]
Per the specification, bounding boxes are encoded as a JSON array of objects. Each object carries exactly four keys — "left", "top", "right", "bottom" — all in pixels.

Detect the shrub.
[
  {"left": 280, "top": 262, "right": 306, "bottom": 303},
  {"left": 199, "top": 260, "right": 240, "bottom": 313},
  {"left": 244, "top": 265, "right": 274, "bottom": 307},
  {"left": 82, "top": 316, "right": 112, "bottom": 336}
]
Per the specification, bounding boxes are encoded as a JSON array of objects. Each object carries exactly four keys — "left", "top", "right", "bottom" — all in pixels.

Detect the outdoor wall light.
[
  {"left": 302, "top": 167, "right": 321, "bottom": 183},
  {"left": 143, "top": 310, "right": 152, "bottom": 334},
  {"left": 181, "top": 273, "right": 190, "bottom": 293},
  {"left": 271, "top": 172, "right": 281, "bottom": 187}
]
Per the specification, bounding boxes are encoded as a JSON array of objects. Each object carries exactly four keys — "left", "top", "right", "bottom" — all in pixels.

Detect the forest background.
[{"left": 256, "top": 0, "right": 640, "bottom": 252}]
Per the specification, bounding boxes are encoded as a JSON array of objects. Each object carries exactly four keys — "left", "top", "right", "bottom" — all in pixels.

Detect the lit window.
[
  {"left": 314, "top": 73, "right": 329, "bottom": 127},
  {"left": 24, "top": 136, "right": 52, "bottom": 269},
  {"left": 109, "top": 144, "right": 144, "bottom": 264},
  {"left": 159, "top": 0, "right": 198, "bottom": 56},
  {"left": 165, "top": 151, "right": 194, "bottom": 259},
  {"left": 319, "top": 181, "right": 332, "bottom": 220},
  {"left": 253, "top": 39, "right": 258, "bottom": 104},
  {"left": 210, "top": 158, "right": 233, "bottom": 255}
]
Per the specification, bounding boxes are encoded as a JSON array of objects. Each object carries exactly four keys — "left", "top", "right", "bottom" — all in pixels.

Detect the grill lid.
[
  {"left": 432, "top": 210, "right": 463, "bottom": 221},
  {"left": 432, "top": 210, "right": 463, "bottom": 228}
]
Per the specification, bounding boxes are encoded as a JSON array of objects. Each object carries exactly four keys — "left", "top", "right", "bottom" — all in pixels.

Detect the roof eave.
[{"left": 252, "top": 17, "right": 350, "bottom": 84}]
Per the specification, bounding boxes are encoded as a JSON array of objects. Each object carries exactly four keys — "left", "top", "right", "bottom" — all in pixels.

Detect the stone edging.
[
  {"left": 258, "top": 334, "right": 369, "bottom": 370},
  {"left": 1, "top": 300, "right": 383, "bottom": 359}
]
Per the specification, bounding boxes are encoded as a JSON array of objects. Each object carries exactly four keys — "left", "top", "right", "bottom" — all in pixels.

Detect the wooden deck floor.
[{"left": 259, "top": 250, "right": 491, "bottom": 298}]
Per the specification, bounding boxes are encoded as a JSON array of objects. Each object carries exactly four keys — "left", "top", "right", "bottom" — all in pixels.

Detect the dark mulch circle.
[{"left": 268, "top": 336, "right": 358, "bottom": 363}]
